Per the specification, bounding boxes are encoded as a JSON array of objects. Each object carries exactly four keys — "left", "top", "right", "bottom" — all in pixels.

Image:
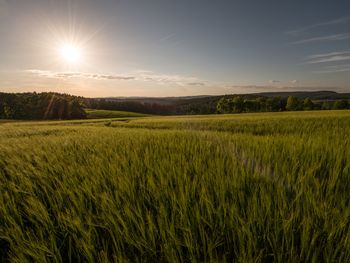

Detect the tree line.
[
  {"left": 83, "top": 98, "right": 176, "bottom": 115},
  {"left": 1, "top": 92, "right": 349, "bottom": 120},
  {"left": 216, "top": 96, "right": 350, "bottom": 114},
  {"left": 0, "top": 92, "right": 86, "bottom": 120}
]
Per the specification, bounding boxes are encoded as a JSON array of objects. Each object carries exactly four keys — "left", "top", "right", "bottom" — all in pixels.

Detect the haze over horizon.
[{"left": 0, "top": 0, "right": 350, "bottom": 97}]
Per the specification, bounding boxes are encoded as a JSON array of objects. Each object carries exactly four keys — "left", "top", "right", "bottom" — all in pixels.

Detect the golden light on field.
[{"left": 59, "top": 43, "right": 82, "bottom": 65}]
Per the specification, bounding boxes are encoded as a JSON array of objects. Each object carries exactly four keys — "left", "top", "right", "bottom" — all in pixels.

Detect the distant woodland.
[
  {"left": 0, "top": 92, "right": 86, "bottom": 120},
  {"left": 0, "top": 91, "right": 350, "bottom": 119}
]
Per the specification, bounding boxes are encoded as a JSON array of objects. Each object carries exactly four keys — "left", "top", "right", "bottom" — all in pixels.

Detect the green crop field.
[
  {"left": 1, "top": 110, "right": 350, "bottom": 262},
  {"left": 85, "top": 109, "right": 150, "bottom": 119}
]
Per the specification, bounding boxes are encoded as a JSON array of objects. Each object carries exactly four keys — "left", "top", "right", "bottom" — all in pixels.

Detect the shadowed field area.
[
  {"left": 85, "top": 109, "right": 150, "bottom": 119},
  {"left": 1, "top": 110, "right": 350, "bottom": 262}
]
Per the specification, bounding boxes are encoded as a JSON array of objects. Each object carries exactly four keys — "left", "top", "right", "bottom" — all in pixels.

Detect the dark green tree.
[
  {"left": 303, "top": 98, "right": 314, "bottom": 111},
  {"left": 232, "top": 96, "right": 244, "bottom": 113},
  {"left": 333, "top": 100, "right": 349, "bottom": 110},
  {"left": 216, "top": 98, "right": 230, "bottom": 113},
  {"left": 286, "top": 96, "right": 299, "bottom": 111},
  {"left": 321, "top": 101, "right": 332, "bottom": 110}
]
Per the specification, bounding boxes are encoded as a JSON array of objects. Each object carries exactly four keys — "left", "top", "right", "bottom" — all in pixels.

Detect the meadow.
[{"left": 1, "top": 110, "right": 350, "bottom": 262}]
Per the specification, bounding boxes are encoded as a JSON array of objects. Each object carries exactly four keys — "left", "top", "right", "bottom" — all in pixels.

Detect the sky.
[{"left": 0, "top": 0, "right": 350, "bottom": 97}]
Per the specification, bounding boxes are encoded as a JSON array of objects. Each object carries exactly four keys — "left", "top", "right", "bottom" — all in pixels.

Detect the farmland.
[
  {"left": 1, "top": 110, "right": 350, "bottom": 262},
  {"left": 85, "top": 109, "right": 150, "bottom": 119}
]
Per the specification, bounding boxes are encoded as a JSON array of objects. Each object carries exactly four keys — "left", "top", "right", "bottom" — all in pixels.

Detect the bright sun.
[{"left": 60, "top": 44, "right": 82, "bottom": 64}]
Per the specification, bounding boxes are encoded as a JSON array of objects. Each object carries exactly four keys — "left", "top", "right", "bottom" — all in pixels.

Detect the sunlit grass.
[{"left": 1, "top": 110, "right": 350, "bottom": 262}]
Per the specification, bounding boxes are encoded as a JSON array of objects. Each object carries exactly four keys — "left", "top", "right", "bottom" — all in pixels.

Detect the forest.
[{"left": 0, "top": 92, "right": 86, "bottom": 119}]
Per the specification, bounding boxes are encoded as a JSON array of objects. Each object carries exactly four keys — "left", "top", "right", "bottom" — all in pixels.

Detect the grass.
[
  {"left": 1, "top": 110, "right": 350, "bottom": 262},
  {"left": 85, "top": 109, "right": 150, "bottom": 119}
]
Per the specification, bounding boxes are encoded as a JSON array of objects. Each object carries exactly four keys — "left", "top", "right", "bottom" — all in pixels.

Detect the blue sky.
[{"left": 0, "top": 0, "right": 350, "bottom": 97}]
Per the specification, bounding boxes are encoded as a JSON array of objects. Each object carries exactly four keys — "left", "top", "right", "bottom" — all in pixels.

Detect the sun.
[{"left": 60, "top": 43, "right": 82, "bottom": 64}]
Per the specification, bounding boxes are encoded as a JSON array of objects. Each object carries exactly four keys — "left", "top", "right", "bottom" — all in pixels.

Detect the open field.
[{"left": 1, "top": 110, "right": 350, "bottom": 262}]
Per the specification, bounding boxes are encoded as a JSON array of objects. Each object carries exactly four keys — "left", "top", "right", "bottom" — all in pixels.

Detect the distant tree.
[
  {"left": 216, "top": 98, "right": 230, "bottom": 113},
  {"left": 244, "top": 100, "right": 259, "bottom": 112},
  {"left": 333, "top": 100, "right": 349, "bottom": 110},
  {"left": 321, "top": 101, "right": 332, "bottom": 110},
  {"left": 256, "top": 97, "right": 267, "bottom": 112},
  {"left": 69, "top": 99, "right": 87, "bottom": 119},
  {"left": 232, "top": 96, "right": 244, "bottom": 113},
  {"left": 303, "top": 98, "right": 314, "bottom": 111},
  {"left": 286, "top": 96, "right": 299, "bottom": 111},
  {"left": 272, "top": 96, "right": 285, "bottom": 111},
  {"left": 3, "top": 103, "right": 15, "bottom": 119},
  {"left": 0, "top": 92, "right": 87, "bottom": 120}
]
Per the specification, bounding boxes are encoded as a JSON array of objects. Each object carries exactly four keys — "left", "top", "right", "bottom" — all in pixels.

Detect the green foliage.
[
  {"left": 303, "top": 97, "right": 314, "bottom": 110},
  {"left": 1, "top": 110, "right": 350, "bottom": 261},
  {"left": 216, "top": 96, "right": 285, "bottom": 114},
  {"left": 0, "top": 92, "right": 86, "bottom": 120},
  {"left": 286, "top": 96, "right": 300, "bottom": 111},
  {"left": 322, "top": 100, "right": 333, "bottom": 110},
  {"left": 333, "top": 100, "right": 349, "bottom": 110}
]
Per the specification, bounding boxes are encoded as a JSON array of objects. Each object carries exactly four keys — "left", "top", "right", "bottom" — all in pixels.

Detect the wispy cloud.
[
  {"left": 226, "top": 84, "right": 336, "bottom": 92},
  {"left": 26, "top": 70, "right": 136, "bottom": 80},
  {"left": 313, "top": 64, "right": 350, "bottom": 74},
  {"left": 287, "top": 16, "right": 350, "bottom": 35},
  {"left": 269, "top": 80, "right": 281, "bottom": 84},
  {"left": 135, "top": 71, "right": 202, "bottom": 86},
  {"left": 187, "top": 82, "right": 206, "bottom": 86},
  {"left": 291, "top": 33, "right": 350, "bottom": 44},
  {"left": 305, "top": 51, "right": 350, "bottom": 64},
  {"left": 159, "top": 33, "right": 176, "bottom": 42},
  {"left": 25, "top": 69, "right": 204, "bottom": 87}
]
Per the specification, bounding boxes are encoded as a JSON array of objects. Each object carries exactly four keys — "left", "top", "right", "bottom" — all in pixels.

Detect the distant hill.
[
  {"left": 101, "top": 91, "right": 350, "bottom": 104},
  {"left": 251, "top": 91, "right": 350, "bottom": 100},
  {"left": 87, "top": 91, "right": 350, "bottom": 115}
]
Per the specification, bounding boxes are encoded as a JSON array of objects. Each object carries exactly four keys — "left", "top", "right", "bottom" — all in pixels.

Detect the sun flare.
[{"left": 60, "top": 44, "right": 82, "bottom": 64}]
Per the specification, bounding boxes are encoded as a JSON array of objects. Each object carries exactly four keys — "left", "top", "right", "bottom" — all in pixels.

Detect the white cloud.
[
  {"left": 269, "top": 80, "right": 281, "bottom": 84},
  {"left": 25, "top": 69, "right": 204, "bottom": 87},
  {"left": 291, "top": 33, "right": 350, "bottom": 44},
  {"left": 25, "top": 70, "right": 136, "bottom": 80},
  {"left": 305, "top": 52, "right": 350, "bottom": 64},
  {"left": 313, "top": 64, "right": 350, "bottom": 74},
  {"left": 307, "top": 51, "right": 350, "bottom": 59},
  {"left": 287, "top": 16, "right": 350, "bottom": 35}
]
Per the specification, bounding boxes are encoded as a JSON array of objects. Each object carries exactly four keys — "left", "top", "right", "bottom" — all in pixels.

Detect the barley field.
[
  {"left": 85, "top": 109, "right": 150, "bottom": 119},
  {"left": 1, "top": 110, "right": 350, "bottom": 262}
]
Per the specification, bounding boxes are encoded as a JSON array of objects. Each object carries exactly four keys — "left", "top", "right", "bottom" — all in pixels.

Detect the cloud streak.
[
  {"left": 26, "top": 70, "right": 136, "bottom": 80},
  {"left": 305, "top": 52, "right": 350, "bottom": 64},
  {"left": 269, "top": 80, "right": 281, "bottom": 84},
  {"left": 25, "top": 69, "right": 205, "bottom": 87},
  {"left": 287, "top": 16, "right": 350, "bottom": 35},
  {"left": 291, "top": 33, "right": 350, "bottom": 44},
  {"left": 226, "top": 85, "right": 336, "bottom": 92},
  {"left": 187, "top": 82, "right": 206, "bottom": 86},
  {"left": 314, "top": 64, "right": 350, "bottom": 74}
]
